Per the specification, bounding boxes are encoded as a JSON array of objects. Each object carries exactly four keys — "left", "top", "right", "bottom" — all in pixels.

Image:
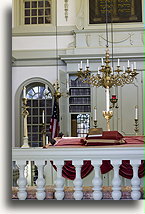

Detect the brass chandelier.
[
  {"left": 77, "top": 49, "right": 138, "bottom": 89},
  {"left": 77, "top": 1, "right": 138, "bottom": 131}
]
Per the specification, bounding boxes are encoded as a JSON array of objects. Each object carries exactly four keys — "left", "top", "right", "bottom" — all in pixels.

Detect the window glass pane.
[
  {"left": 33, "top": 108, "right": 38, "bottom": 115},
  {"left": 25, "top": 18, "right": 30, "bottom": 24},
  {"left": 27, "top": 117, "right": 31, "bottom": 124},
  {"left": 45, "top": 1, "right": 50, "bottom": 7},
  {"left": 33, "top": 100, "right": 38, "bottom": 107},
  {"left": 38, "top": 9, "right": 44, "bottom": 15},
  {"left": 38, "top": 17, "right": 44, "bottom": 24},
  {"left": 33, "top": 117, "right": 38, "bottom": 124},
  {"left": 45, "top": 17, "right": 50, "bottom": 23},
  {"left": 25, "top": 10, "right": 30, "bottom": 16},
  {"left": 31, "top": 17, "right": 37, "bottom": 24},
  {"left": 32, "top": 9, "right": 37, "bottom": 16},
  {"left": 45, "top": 8, "right": 50, "bottom": 15},
  {"left": 28, "top": 126, "right": 31, "bottom": 132},
  {"left": 32, "top": 1, "right": 37, "bottom": 8},
  {"left": 38, "top": 1, "right": 44, "bottom": 7},
  {"left": 25, "top": 2, "right": 30, "bottom": 8},
  {"left": 39, "top": 100, "right": 45, "bottom": 107},
  {"left": 32, "top": 134, "right": 38, "bottom": 141}
]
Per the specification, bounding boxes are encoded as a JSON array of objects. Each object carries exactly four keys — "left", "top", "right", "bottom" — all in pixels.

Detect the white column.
[
  {"left": 73, "top": 160, "right": 83, "bottom": 200},
  {"left": 16, "top": 160, "right": 27, "bottom": 200},
  {"left": 35, "top": 160, "right": 46, "bottom": 200},
  {"left": 111, "top": 160, "right": 122, "bottom": 200},
  {"left": 105, "top": 87, "right": 110, "bottom": 111},
  {"left": 54, "top": 160, "right": 65, "bottom": 200},
  {"left": 130, "top": 160, "right": 141, "bottom": 200},
  {"left": 91, "top": 160, "right": 102, "bottom": 200}
]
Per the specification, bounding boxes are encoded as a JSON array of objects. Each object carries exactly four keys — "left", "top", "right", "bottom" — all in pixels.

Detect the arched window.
[{"left": 21, "top": 82, "right": 53, "bottom": 147}]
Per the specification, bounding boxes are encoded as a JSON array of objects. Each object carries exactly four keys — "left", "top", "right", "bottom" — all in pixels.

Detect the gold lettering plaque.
[{"left": 89, "top": 0, "right": 142, "bottom": 24}]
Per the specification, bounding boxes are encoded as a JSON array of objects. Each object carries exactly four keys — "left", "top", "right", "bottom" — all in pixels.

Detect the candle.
[
  {"left": 131, "top": 64, "right": 133, "bottom": 71},
  {"left": 78, "top": 64, "right": 80, "bottom": 71},
  {"left": 123, "top": 66, "right": 125, "bottom": 72},
  {"left": 135, "top": 106, "right": 138, "bottom": 120},
  {"left": 106, "top": 88, "right": 110, "bottom": 111},
  {"left": 134, "top": 62, "right": 136, "bottom": 69},
  {"left": 94, "top": 107, "right": 97, "bottom": 121},
  {"left": 98, "top": 67, "right": 100, "bottom": 74},
  {"left": 42, "top": 110, "right": 45, "bottom": 123},
  {"left": 117, "top": 58, "right": 120, "bottom": 66},
  {"left": 80, "top": 61, "right": 83, "bottom": 69},
  {"left": 127, "top": 60, "right": 130, "bottom": 68},
  {"left": 112, "top": 95, "right": 116, "bottom": 99},
  {"left": 87, "top": 59, "right": 89, "bottom": 67},
  {"left": 101, "top": 58, "right": 104, "bottom": 66},
  {"left": 23, "top": 86, "right": 26, "bottom": 98},
  {"left": 46, "top": 136, "right": 48, "bottom": 145}
]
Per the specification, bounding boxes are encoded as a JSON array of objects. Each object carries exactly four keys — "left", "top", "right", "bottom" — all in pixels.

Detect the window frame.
[{"left": 12, "top": 0, "right": 56, "bottom": 36}]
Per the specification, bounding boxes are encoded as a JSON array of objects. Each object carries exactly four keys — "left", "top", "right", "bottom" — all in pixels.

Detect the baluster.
[
  {"left": 16, "top": 160, "right": 27, "bottom": 200},
  {"left": 111, "top": 160, "right": 122, "bottom": 200},
  {"left": 130, "top": 160, "right": 141, "bottom": 200},
  {"left": 73, "top": 160, "right": 83, "bottom": 200},
  {"left": 91, "top": 160, "right": 102, "bottom": 200},
  {"left": 35, "top": 160, "right": 46, "bottom": 200},
  {"left": 54, "top": 160, "right": 64, "bottom": 200}
]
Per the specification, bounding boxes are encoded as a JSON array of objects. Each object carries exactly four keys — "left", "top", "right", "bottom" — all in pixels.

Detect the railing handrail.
[{"left": 12, "top": 146, "right": 144, "bottom": 161}]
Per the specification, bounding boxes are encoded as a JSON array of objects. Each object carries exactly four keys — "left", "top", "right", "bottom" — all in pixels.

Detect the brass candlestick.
[
  {"left": 21, "top": 98, "right": 29, "bottom": 148},
  {"left": 103, "top": 111, "right": 113, "bottom": 131},
  {"left": 94, "top": 120, "right": 97, "bottom": 128},
  {"left": 41, "top": 123, "right": 46, "bottom": 147},
  {"left": 134, "top": 119, "right": 139, "bottom": 136}
]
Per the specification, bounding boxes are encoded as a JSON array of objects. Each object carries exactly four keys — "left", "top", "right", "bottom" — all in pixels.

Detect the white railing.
[{"left": 12, "top": 146, "right": 144, "bottom": 200}]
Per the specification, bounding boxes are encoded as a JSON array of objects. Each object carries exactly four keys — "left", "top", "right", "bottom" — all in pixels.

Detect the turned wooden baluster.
[
  {"left": 111, "top": 160, "right": 122, "bottom": 200},
  {"left": 54, "top": 160, "right": 64, "bottom": 200},
  {"left": 35, "top": 160, "right": 46, "bottom": 200},
  {"left": 73, "top": 160, "right": 83, "bottom": 200},
  {"left": 130, "top": 160, "right": 141, "bottom": 200},
  {"left": 16, "top": 160, "right": 27, "bottom": 200},
  {"left": 91, "top": 160, "right": 102, "bottom": 200}
]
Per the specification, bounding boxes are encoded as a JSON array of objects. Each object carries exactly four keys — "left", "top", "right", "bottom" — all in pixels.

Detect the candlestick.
[
  {"left": 21, "top": 97, "right": 29, "bottom": 148},
  {"left": 42, "top": 110, "right": 45, "bottom": 123}
]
